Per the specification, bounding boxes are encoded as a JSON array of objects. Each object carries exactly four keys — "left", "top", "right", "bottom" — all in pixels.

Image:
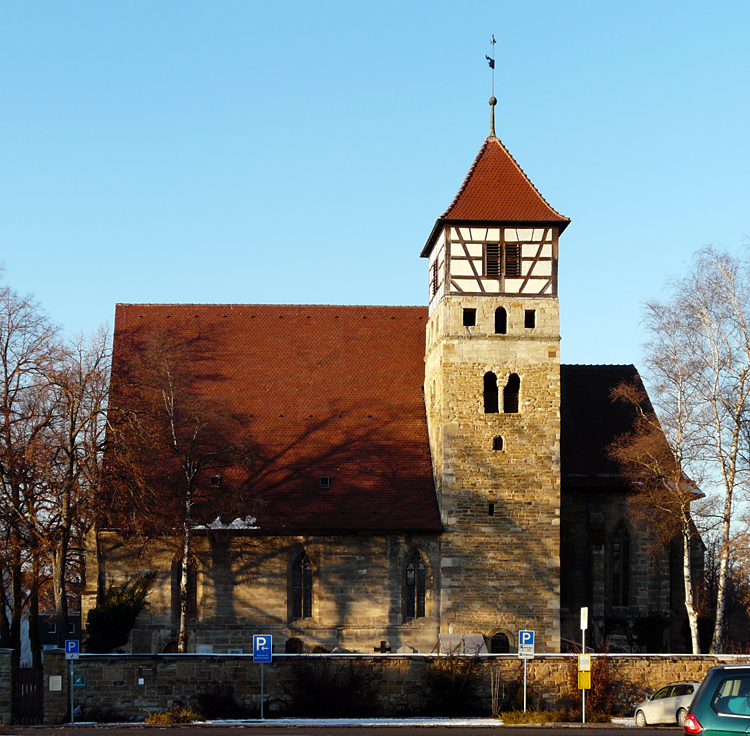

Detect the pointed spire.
[{"left": 486, "top": 35, "right": 497, "bottom": 137}]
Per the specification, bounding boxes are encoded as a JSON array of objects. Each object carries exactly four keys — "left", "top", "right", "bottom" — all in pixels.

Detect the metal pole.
[
  {"left": 523, "top": 657, "right": 528, "bottom": 712},
  {"left": 260, "top": 662, "right": 264, "bottom": 719},
  {"left": 582, "top": 629, "right": 586, "bottom": 724},
  {"left": 70, "top": 659, "right": 75, "bottom": 724}
]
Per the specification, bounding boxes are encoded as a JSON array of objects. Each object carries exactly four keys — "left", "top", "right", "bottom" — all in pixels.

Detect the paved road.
[{"left": 0, "top": 724, "right": 678, "bottom": 736}]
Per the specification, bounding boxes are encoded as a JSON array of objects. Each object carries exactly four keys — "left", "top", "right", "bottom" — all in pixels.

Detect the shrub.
[
  {"left": 422, "top": 649, "right": 484, "bottom": 716},
  {"left": 192, "top": 685, "right": 257, "bottom": 719},
  {"left": 84, "top": 706, "right": 133, "bottom": 723},
  {"left": 144, "top": 705, "right": 202, "bottom": 724},
  {"left": 284, "top": 659, "right": 379, "bottom": 717},
  {"left": 566, "top": 650, "right": 623, "bottom": 715},
  {"left": 490, "top": 663, "right": 523, "bottom": 716},
  {"left": 500, "top": 707, "right": 610, "bottom": 724},
  {"left": 85, "top": 573, "right": 154, "bottom": 653}
]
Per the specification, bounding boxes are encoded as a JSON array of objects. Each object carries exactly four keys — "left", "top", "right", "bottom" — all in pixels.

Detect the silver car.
[{"left": 634, "top": 682, "right": 701, "bottom": 726}]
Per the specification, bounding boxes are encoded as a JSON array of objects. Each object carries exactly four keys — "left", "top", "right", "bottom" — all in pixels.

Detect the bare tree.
[
  {"left": 639, "top": 247, "right": 750, "bottom": 653},
  {"left": 43, "top": 329, "right": 110, "bottom": 647},
  {"left": 609, "top": 379, "right": 704, "bottom": 652},
  {"left": 0, "top": 274, "right": 110, "bottom": 666},
  {"left": 0, "top": 279, "right": 58, "bottom": 667},
  {"left": 104, "top": 331, "right": 258, "bottom": 651}
]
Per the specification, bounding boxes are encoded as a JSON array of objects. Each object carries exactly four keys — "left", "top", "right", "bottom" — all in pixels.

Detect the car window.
[
  {"left": 674, "top": 685, "right": 694, "bottom": 697},
  {"left": 653, "top": 686, "right": 674, "bottom": 700},
  {"left": 712, "top": 677, "right": 750, "bottom": 716}
]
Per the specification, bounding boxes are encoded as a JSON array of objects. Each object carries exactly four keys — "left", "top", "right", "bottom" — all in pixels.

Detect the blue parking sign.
[
  {"left": 253, "top": 635, "right": 272, "bottom": 663},
  {"left": 65, "top": 640, "right": 80, "bottom": 660},
  {"left": 518, "top": 630, "right": 535, "bottom": 659}
]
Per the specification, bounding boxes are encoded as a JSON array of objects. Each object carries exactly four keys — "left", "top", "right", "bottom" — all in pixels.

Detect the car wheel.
[
  {"left": 636, "top": 710, "right": 647, "bottom": 727},
  {"left": 677, "top": 708, "right": 688, "bottom": 727}
]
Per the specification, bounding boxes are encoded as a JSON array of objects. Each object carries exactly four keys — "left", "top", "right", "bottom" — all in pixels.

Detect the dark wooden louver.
[
  {"left": 505, "top": 244, "right": 521, "bottom": 278},
  {"left": 485, "top": 243, "right": 500, "bottom": 278}
]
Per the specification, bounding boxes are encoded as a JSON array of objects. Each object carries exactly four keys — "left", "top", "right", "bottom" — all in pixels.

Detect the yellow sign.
[{"left": 578, "top": 671, "right": 591, "bottom": 690}]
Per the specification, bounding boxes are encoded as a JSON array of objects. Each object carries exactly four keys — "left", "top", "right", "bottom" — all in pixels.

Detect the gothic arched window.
[
  {"left": 503, "top": 374, "right": 520, "bottom": 413},
  {"left": 484, "top": 372, "right": 499, "bottom": 413},
  {"left": 495, "top": 307, "right": 507, "bottom": 334},
  {"left": 405, "top": 553, "right": 426, "bottom": 621},
  {"left": 612, "top": 524, "right": 631, "bottom": 607},
  {"left": 292, "top": 552, "right": 313, "bottom": 620}
]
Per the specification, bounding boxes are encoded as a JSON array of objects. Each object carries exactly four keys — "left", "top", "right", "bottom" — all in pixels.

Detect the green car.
[{"left": 685, "top": 665, "right": 750, "bottom": 735}]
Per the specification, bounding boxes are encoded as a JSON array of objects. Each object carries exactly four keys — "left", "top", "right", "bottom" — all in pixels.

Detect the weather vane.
[{"left": 486, "top": 35, "right": 497, "bottom": 137}]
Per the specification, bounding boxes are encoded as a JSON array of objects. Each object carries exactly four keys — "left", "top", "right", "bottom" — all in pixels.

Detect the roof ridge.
[
  {"left": 116, "top": 303, "right": 428, "bottom": 310},
  {"left": 561, "top": 363, "right": 638, "bottom": 369}
]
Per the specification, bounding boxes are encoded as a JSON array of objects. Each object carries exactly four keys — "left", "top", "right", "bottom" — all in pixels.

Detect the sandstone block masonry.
[
  {"left": 86, "top": 530, "right": 443, "bottom": 655},
  {"left": 33, "top": 650, "right": 750, "bottom": 724},
  {"left": 425, "top": 296, "right": 561, "bottom": 650}
]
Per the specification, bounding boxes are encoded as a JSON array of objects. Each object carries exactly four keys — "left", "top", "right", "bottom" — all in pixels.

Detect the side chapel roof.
[
  {"left": 421, "top": 136, "right": 570, "bottom": 257},
  {"left": 108, "top": 303, "right": 441, "bottom": 534},
  {"left": 560, "top": 364, "right": 644, "bottom": 489}
]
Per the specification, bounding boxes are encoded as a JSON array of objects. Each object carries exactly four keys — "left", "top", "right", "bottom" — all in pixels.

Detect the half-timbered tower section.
[{"left": 422, "top": 134, "right": 570, "bottom": 652}]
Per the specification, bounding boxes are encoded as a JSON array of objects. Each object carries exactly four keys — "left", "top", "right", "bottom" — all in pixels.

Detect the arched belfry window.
[
  {"left": 612, "top": 524, "right": 631, "bottom": 607},
  {"left": 484, "top": 372, "right": 499, "bottom": 414},
  {"left": 292, "top": 551, "right": 313, "bottom": 620},
  {"left": 503, "top": 374, "right": 520, "bottom": 413},
  {"left": 405, "top": 552, "right": 426, "bottom": 621},
  {"left": 495, "top": 307, "right": 507, "bottom": 335}
]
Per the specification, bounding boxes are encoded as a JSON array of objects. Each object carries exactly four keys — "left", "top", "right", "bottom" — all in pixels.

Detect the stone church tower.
[{"left": 422, "top": 105, "right": 570, "bottom": 651}]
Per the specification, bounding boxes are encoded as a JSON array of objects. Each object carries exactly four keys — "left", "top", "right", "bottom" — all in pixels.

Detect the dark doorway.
[{"left": 13, "top": 668, "right": 43, "bottom": 724}]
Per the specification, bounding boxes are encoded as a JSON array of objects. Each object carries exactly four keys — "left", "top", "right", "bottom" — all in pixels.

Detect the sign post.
[
  {"left": 580, "top": 608, "right": 589, "bottom": 723},
  {"left": 65, "top": 640, "right": 80, "bottom": 724},
  {"left": 517, "top": 630, "right": 535, "bottom": 713},
  {"left": 253, "top": 635, "right": 273, "bottom": 719}
]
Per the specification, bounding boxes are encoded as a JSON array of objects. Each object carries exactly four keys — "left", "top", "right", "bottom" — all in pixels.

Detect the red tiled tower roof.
[
  {"left": 108, "top": 303, "right": 441, "bottom": 534},
  {"left": 422, "top": 136, "right": 570, "bottom": 256}
]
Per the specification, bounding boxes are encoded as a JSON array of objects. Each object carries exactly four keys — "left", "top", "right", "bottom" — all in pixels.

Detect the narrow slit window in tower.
[
  {"left": 463, "top": 308, "right": 477, "bottom": 327},
  {"left": 495, "top": 307, "right": 507, "bottom": 334},
  {"left": 492, "top": 436, "right": 504, "bottom": 451},
  {"left": 524, "top": 310, "right": 536, "bottom": 328}
]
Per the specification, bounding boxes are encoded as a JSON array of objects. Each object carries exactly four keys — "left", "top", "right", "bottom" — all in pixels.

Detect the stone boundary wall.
[
  {"left": 39, "top": 650, "right": 750, "bottom": 725},
  {"left": 0, "top": 649, "right": 11, "bottom": 724}
]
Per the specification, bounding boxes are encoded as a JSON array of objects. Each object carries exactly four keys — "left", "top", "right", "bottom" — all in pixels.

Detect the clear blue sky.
[{"left": 2, "top": 0, "right": 749, "bottom": 367}]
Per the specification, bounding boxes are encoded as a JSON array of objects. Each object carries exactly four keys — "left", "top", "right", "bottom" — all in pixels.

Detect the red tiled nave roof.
[{"left": 109, "top": 303, "right": 442, "bottom": 534}]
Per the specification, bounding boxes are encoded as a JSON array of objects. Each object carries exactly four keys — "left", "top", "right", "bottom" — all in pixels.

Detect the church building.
[{"left": 83, "top": 104, "right": 691, "bottom": 654}]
